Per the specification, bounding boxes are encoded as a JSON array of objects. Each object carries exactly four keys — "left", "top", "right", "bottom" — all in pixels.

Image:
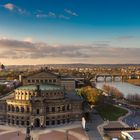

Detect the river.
[{"left": 96, "top": 82, "right": 140, "bottom": 97}]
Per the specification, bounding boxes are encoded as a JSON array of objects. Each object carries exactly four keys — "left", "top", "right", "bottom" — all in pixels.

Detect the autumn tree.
[
  {"left": 79, "top": 86, "right": 101, "bottom": 105},
  {"left": 102, "top": 84, "right": 123, "bottom": 99}
]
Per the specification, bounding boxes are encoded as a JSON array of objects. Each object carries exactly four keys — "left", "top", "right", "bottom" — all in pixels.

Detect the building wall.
[{"left": 61, "top": 80, "right": 75, "bottom": 91}]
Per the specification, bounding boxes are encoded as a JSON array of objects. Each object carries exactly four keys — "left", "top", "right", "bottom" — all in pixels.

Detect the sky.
[{"left": 0, "top": 0, "right": 140, "bottom": 65}]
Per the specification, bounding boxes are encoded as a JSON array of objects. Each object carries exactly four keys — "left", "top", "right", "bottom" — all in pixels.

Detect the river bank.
[
  {"left": 96, "top": 82, "right": 140, "bottom": 97},
  {"left": 127, "top": 79, "right": 140, "bottom": 86}
]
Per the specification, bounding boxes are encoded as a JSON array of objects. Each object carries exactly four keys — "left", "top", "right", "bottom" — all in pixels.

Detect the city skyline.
[{"left": 0, "top": 0, "right": 140, "bottom": 65}]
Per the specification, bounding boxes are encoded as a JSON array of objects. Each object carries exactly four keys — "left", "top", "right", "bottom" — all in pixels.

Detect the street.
[
  {"left": 86, "top": 110, "right": 103, "bottom": 140},
  {"left": 123, "top": 108, "right": 140, "bottom": 128}
]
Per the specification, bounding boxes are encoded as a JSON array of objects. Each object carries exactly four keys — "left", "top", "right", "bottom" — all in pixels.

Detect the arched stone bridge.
[{"left": 93, "top": 74, "right": 140, "bottom": 82}]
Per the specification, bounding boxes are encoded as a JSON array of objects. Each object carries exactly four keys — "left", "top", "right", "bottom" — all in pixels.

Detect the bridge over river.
[{"left": 93, "top": 74, "right": 140, "bottom": 82}]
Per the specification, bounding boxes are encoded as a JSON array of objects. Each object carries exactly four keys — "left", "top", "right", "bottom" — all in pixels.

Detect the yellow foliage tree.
[{"left": 80, "top": 86, "right": 100, "bottom": 105}]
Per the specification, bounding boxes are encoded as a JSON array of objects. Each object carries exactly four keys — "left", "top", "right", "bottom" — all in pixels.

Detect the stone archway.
[{"left": 34, "top": 118, "right": 40, "bottom": 127}]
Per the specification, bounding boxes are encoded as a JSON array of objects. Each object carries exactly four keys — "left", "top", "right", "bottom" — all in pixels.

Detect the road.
[
  {"left": 122, "top": 108, "right": 140, "bottom": 128},
  {"left": 86, "top": 110, "right": 103, "bottom": 140}
]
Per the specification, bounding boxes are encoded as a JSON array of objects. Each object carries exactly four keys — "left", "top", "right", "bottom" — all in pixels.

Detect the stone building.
[{"left": 0, "top": 70, "right": 83, "bottom": 128}]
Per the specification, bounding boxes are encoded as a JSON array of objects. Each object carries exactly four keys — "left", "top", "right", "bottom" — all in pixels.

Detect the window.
[
  {"left": 53, "top": 79, "right": 56, "bottom": 83},
  {"left": 46, "top": 117, "right": 49, "bottom": 120},
  {"left": 26, "top": 121, "right": 30, "bottom": 126},
  {"left": 27, "top": 107, "right": 30, "bottom": 113},
  {"left": 12, "top": 106, "right": 15, "bottom": 112},
  {"left": 12, "top": 120, "right": 14, "bottom": 124},
  {"left": 62, "top": 106, "right": 65, "bottom": 111},
  {"left": 46, "top": 121, "right": 49, "bottom": 125},
  {"left": 28, "top": 80, "right": 30, "bottom": 83},
  {"left": 46, "top": 107, "right": 49, "bottom": 112},
  {"left": 16, "top": 120, "right": 19, "bottom": 125},
  {"left": 21, "top": 107, "right": 24, "bottom": 113},
  {"left": 8, "top": 105, "right": 10, "bottom": 111},
  {"left": 21, "top": 121, "right": 24, "bottom": 125},
  {"left": 52, "top": 107, "right": 55, "bottom": 112},
  {"left": 36, "top": 109, "right": 40, "bottom": 115},
  {"left": 16, "top": 107, "right": 19, "bottom": 112},
  {"left": 8, "top": 119, "right": 10, "bottom": 123},
  {"left": 51, "top": 120, "right": 55, "bottom": 125},
  {"left": 67, "top": 105, "right": 70, "bottom": 111},
  {"left": 57, "top": 107, "right": 60, "bottom": 112},
  {"left": 57, "top": 120, "right": 60, "bottom": 125},
  {"left": 62, "top": 119, "right": 65, "bottom": 124}
]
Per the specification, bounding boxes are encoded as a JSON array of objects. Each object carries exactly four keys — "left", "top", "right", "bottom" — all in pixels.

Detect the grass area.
[
  {"left": 95, "top": 103, "right": 128, "bottom": 121},
  {"left": 127, "top": 79, "right": 140, "bottom": 86}
]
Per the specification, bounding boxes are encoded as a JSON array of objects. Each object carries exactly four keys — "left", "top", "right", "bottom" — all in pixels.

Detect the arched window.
[
  {"left": 27, "top": 107, "right": 30, "bottom": 113},
  {"left": 8, "top": 105, "right": 11, "bottom": 111},
  {"left": 21, "top": 107, "right": 24, "bottom": 113},
  {"left": 12, "top": 106, "right": 15, "bottom": 112},
  {"left": 16, "top": 107, "right": 19, "bottom": 112}
]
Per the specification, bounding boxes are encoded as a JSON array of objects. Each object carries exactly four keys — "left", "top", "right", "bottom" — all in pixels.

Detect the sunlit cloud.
[
  {"left": 3, "top": 3, "right": 14, "bottom": 11},
  {"left": 0, "top": 38, "right": 139, "bottom": 64},
  {"left": 23, "top": 37, "right": 33, "bottom": 43},
  {"left": 2, "top": 3, "right": 29, "bottom": 15}
]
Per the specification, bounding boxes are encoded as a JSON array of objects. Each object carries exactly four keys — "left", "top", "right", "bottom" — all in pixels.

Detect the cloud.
[
  {"left": 3, "top": 3, "right": 14, "bottom": 11},
  {"left": 36, "top": 13, "right": 48, "bottom": 18},
  {"left": 36, "top": 11, "right": 56, "bottom": 18},
  {"left": 36, "top": 11, "right": 69, "bottom": 19},
  {"left": 2, "top": 3, "right": 29, "bottom": 15},
  {"left": 59, "top": 14, "right": 70, "bottom": 20},
  {"left": 64, "top": 9, "right": 78, "bottom": 16},
  {"left": 115, "top": 36, "right": 135, "bottom": 41},
  {"left": 23, "top": 37, "right": 33, "bottom": 43},
  {"left": 48, "top": 12, "right": 56, "bottom": 18},
  {"left": 0, "top": 38, "right": 140, "bottom": 64}
]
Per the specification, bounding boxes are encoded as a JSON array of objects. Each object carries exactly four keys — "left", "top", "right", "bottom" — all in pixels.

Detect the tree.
[
  {"left": 102, "top": 84, "right": 123, "bottom": 99},
  {"left": 79, "top": 86, "right": 101, "bottom": 105}
]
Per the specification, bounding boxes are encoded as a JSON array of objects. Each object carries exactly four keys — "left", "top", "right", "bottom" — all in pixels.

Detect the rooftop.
[
  {"left": 17, "top": 84, "right": 63, "bottom": 91},
  {"left": 122, "top": 130, "right": 140, "bottom": 139}
]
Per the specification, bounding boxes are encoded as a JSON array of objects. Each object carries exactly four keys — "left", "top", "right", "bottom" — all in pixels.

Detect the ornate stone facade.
[{"left": 0, "top": 71, "right": 83, "bottom": 128}]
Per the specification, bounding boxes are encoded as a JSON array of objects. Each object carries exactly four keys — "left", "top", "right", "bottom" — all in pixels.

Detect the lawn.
[{"left": 95, "top": 103, "right": 128, "bottom": 121}]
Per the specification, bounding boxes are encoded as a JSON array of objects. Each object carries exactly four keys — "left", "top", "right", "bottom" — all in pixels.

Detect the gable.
[{"left": 26, "top": 71, "right": 58, "bottom": 79}]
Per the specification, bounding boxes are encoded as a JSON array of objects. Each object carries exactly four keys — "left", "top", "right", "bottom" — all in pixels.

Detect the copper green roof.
[{"left": 17, "top": 84, "right": 63, "bottom": 91}]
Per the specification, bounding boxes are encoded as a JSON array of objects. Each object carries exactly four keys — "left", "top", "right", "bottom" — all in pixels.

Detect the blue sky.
[{"left": 0, "top": 0, "right": 140, "bottom": 64}]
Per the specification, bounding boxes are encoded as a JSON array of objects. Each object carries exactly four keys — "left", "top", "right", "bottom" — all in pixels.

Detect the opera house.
[{"left": 0, "top": 70, "right": 83, "bottom": 128}]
